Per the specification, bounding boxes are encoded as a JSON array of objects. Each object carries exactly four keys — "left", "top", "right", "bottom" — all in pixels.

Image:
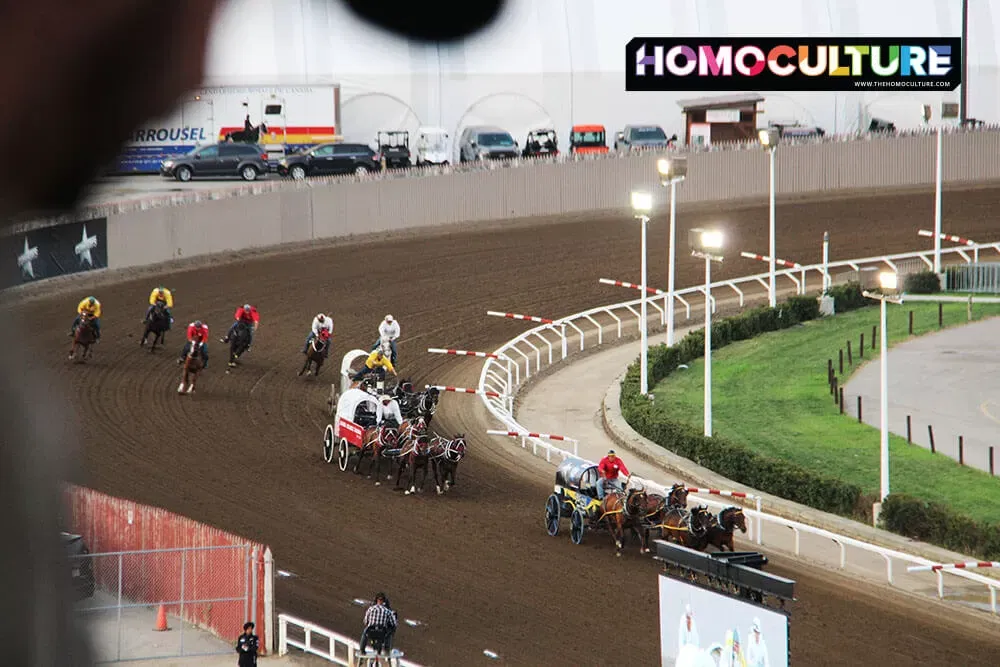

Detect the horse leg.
[
  {"left": 394, "top": 457, "right": 406, "bottom": 490},
  {"left": 432, "top": 460, "right": 443, "bottom": 495},
  {"left": 298, "top": 357, "right": 309, "bottom": 376},
  {"left": 178, "top": 370, "right": 187, "bottom": 394}
]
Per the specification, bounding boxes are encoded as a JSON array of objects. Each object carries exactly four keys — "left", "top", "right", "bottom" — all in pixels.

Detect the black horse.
[
  {"left": 227, "top": 321, "right": 253, "bottom": 367},
  {"left": 140, "top": 303, "right": 171, "bottom": 351},
  {"left": 394, "top": 380, "right": 440, "bottom": 425},
  {"left": 225, "top": 117, "right": 267, "bottom": 144}
]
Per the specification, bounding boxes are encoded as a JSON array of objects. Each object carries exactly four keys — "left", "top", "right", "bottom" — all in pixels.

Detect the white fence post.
[{"left": 264, "top": 547, "right": 275, "bottom": 654}]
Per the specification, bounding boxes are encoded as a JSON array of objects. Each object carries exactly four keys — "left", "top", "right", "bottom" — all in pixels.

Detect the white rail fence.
[
  {"left": 278, "top": 614, "right": 422, "bottom": 666},
  {"left": 475, "top": 241, "right": 1000, "bottom": 613}
]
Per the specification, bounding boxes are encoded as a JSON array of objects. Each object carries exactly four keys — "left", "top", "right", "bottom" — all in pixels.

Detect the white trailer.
[{"left": 114, "top": 84, "right": 341, "bottom": 173}]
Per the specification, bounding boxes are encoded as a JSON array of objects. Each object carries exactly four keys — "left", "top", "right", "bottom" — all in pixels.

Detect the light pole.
[
  {"left": 759, "top": 128, "right": 780, "bottom": 308},
  {"left": 690, "top": 227, "right": 725, "bottom": 437},
  {"left": 631, "top": 190, "right": 653, "bottom": 396},
  {"left": 863, "top": 272, "right": 902, "bottom": 519},
  {"left": 657, "top": 156, "right": 688, "bottom": 347},
  {"left": 934, "top": 126, "right": 943, "bottom": 273}
]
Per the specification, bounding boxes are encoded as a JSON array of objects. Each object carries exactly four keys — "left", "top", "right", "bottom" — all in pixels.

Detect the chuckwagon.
[
  {"left": 323, "top": 387, "right": 379, "bottom": 471},
  {"left": 544, "top": 457, "right": 606, "bottom": 545}
]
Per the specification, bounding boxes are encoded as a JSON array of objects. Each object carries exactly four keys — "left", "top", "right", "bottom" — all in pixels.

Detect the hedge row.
[
  {"left": 903, "top": 270, "right": 942, "bottom": 294},
  {"left": 620, "top": 284, "right": 872, "bottom": 519},
  {"left": 882, "top": 494, "right": 1000, "bottom": 559}
]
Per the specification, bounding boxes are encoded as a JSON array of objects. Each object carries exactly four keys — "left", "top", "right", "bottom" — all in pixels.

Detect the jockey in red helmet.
[
  {"left": 177, "top": 320, "right": 209, "bottom": 367},
  {"left": 221, "top": 303, "right": 259, "bottom": 350},
  {"left": 302, "top": 312, "right": 333, "bottom": 357}
]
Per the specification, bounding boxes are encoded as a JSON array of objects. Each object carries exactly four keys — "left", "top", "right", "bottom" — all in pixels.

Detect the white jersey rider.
[
  {"left": 374, "top": 314, "right": 400, "bottom": 364},
  {"left": 375, "top": 394, "right": 402, "bottom": 428},
  {"left": 302, "top": 313, "right": 333, "bottom": 357}
]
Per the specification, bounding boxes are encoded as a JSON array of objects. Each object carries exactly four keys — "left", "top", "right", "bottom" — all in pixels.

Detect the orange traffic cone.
[{"left": 154, "top": 604, "right": 170, "bottom": 631}]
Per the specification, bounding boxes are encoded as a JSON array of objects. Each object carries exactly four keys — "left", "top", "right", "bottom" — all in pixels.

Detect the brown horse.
[
  {"left": 352, "top": 424, "right": 399, "bottom": 482},
  {"left": 620, "top": 486, "right": 654, "bottom": 553},
  {"left": 68, "top": 313, "right": 98, "bottom": 362},
  {"left": 630, "top": 483, "right": 689, "bottom": 547},
  {"left": 658, "top": 505, "right": 714, "bottom": 551},
  {"left": 395, "top": 433, "right": 432, "bottom": 495},
  {"left": 428, "top": 433, "right": 466, "bottom": 495},
  {"left": 596, "top": 483, "right": 632, "bottom": 557},
  {"left": 298, "top": 331, "right": 331, "bottom": 377},
  {"left": 704, "top": 506, "right": 748, "bottom": 552},
  {"left": 177, "top": 342, "right": 205, "bottom": 395}
]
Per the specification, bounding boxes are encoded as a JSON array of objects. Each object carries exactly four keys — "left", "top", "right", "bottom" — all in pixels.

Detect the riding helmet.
[{"left": 194, "top": 320, "right": 203, "bottom": 328}]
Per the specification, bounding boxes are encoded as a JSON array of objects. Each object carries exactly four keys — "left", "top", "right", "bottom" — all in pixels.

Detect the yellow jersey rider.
[
  {"left": 70, "top": 296, "right": 102, "bottom": 340},
  {"left": 145, "top": 286, "right": 174, "bottom": 330},
  {"left": 352, "top": 348, "right": 396, "bottom": 382}
]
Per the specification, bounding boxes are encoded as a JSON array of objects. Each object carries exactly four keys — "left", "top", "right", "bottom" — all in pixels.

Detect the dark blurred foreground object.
[{"left": 342, "top": 0, "right": 507, "bottom": 41}]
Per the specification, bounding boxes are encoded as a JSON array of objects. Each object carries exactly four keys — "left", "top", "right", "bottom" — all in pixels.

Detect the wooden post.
[
  {"left": 847, "top": 340, "right": 853, "bottom": 365},
  {"left": 860, "top": 333, "right": 865, "bottom": 358},
  {"left": 938, "top": 302, "right": 943, "bottom": 328},
  {"left": 959, "top": 436, "right": 965, "bottom": 465},
  {"left": 839, "top": 348, "right": 844, "bottom": 375},
  {"left": 857, "top": 396, "right": 863, "bottom": 423},
  {"left": 908, "top": 310, "right": 914, "bottom": 335},
  {"left": 906, "top": 415, "right": 912, "bottom": 443},
  {"left": 833, "top": 377, "right": 839, "bottom": 403},
  {"left": 828, "top": 359, "right": 834, "bottom": 386},
  {"left": 839, "top": 388, "right": 845, "bottom": 414},
  {"left": 968, "top": 295, "right": 973, "bottom": 322},
  {"left": 928, "top": 425, "right": 936, "bottom": 453},
  {"left": 990, "top": 446, "right": 995, "bottom": 476},
  {"left": 872, "top": 325, "right": 877, "bottom": 350}
]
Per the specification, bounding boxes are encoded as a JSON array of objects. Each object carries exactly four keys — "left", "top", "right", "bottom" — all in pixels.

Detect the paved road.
[
  {"left": 515, "top": 330, "right": 994, "bottom": 609},
  {"left": 846, "top": 316, "right": 1000, "bottom": 473},
  {"left": 81, "top": 175, "right": 280, "bottom": 207}
]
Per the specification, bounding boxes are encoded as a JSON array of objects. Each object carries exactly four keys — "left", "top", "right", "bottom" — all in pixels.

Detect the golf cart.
[
  {"left": 375, "top": 131, "right": 411, "bottom": 168},
  {"left": 414, "top": 127, "right": 451, "bottom": 166},
  {"left": 522, "top": 129, "right": 558, "bottom": 158},
  {"left": 569, "top": 125, "right": 609, "bottom": 155}
]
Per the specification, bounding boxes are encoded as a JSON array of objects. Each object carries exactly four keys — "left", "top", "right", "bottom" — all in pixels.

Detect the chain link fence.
[{"left": 71, "top": 545, "right": 258, "bottom": 662}]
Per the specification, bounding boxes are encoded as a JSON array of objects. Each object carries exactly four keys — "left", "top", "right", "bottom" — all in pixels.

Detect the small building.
[{"left": 677, "top": 93, "right": 764, "bottom": 147}]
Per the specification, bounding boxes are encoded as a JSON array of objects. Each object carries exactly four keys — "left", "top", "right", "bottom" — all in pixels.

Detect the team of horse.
[{"left": 594, "top": 481, "right": 748, "bottom": 557}]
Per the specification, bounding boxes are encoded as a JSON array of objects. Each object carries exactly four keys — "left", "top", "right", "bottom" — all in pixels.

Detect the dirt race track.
[{"left": 9, "top": 185, "right": 1000, "bottom": 666}]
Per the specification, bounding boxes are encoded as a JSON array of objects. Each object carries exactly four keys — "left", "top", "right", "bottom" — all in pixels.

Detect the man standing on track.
[
  {"left": 235, "top": 621, "right": 258, "bottom": 667},
  {"left": 359, "top": 592, "right": 397, "bottom": 657},
  {"left": 596, "top": 449, "right": 630, "bottom": 499}
]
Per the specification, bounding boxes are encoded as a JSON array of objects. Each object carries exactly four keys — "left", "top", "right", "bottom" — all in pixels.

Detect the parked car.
[
  {"left": 868, "top": 118, "right": 897, "bottom": 134},
  {"left": 458, "top": 126, "right": 519, "bottom": 163},
  {"left": 569, "top": 125, "right": 609, "bottom": 154},
  {"left": 614, "top": 125, "right": 671, "bottom": 151},
  {"left": 276, "top": 142, "right": 379, "bottom": 179},
  {"left": 414, "top": 127, "right": 451, "bottom": 166},
  {"left": 375, "top": 131, "right": 411, "bottom": 168},
  {"left": 159, "top": 142, "right": 269, "bottom": 182},
  {"left": 61, "top": 532, "right": 95, "bottom": 600},
  {"left": 522, "top": 129, "right": 558, "bottom": 158}
]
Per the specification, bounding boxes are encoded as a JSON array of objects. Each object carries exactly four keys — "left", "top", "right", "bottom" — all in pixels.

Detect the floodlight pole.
[
  {"left": 768, "top": 146, "right": 777, "bottom": 308},
  {"left": 667, "top": 179, "right": 678, "bottom": 346},
  {"left": 934, "top": 126, "right": 943, "bottom": 273},
  {"left": 822, "top": 231, "right": 830, "bottom": 292},
  {"left": 879, "top": 295, "right": 890, "bottom": 501},
  {"left": 640, "top": 214, "right": 650, "bottom": 396},
  {"left": 704, "top": 254, "right": 713, "bottom": 437}
]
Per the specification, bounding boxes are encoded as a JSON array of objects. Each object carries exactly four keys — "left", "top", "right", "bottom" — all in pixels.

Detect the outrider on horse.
[
  {"left": 68, "top": 312, "right": 98, "bottom": 362},
  {"left": 140, "top": 302, "right": 171, "bottom": 351},
  {"left": 299, "top": 329, "right": 331, "bottom": 376}
]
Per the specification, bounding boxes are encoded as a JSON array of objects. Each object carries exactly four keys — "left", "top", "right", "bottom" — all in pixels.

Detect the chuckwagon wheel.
[
  {"left": 337, "top": 438, "right": 351, "bottom": 472},
  {"left": 545, "top": 494, "right": 561, "bottom": 536},
  {"left": 570, "top": 508, "right": 586, "bottom": 545},
  {"left": 322, "top": 425, "right": 335, "bottom": 463}
]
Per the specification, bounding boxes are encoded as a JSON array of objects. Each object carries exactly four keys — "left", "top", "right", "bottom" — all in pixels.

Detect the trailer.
[{"left": 113, "top": 84, "right": 341, "bottom": 174}]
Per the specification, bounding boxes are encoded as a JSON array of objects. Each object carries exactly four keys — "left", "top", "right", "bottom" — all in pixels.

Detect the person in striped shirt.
[{"left": 359, "top": 592, "right": 397, "bottom": 656}]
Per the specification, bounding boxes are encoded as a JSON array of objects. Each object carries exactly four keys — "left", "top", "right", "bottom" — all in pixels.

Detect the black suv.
[
  {"left": 160, "top": 142, "right": 269, "bottom": 182},
  {"left": 277, "top": 142, "right": 380, "bottom": 179},
  {"left": 61, "top": 532, "right": 95, "bottom": 600}
]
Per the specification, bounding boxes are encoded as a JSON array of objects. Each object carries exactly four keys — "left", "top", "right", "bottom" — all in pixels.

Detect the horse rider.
[
  {"left": 178, "top": 320, "right": 210, "bottom": 368},
  {"left": 302, "top": 312, "right": 333, "bottom": 357},
  {"left": 145, "top": 285, "right": 174, "bottom": 329},
  {"left": 352, "top": 348, "right": 396, "bottom": 382},
  {"left": 596, "top": 449, "right": 630, "bottom": 500},
  {"left": 376, "top": 394, "right": 402, "bottom": 429},
  {"left": 221, "top": 303, "right": 260, "bottom": 351},
  {"left": 70, "top": 296, "right": 102, "bottom": 341},
  {"left": 372, "top": 314, "right": 400, "bottom": 364},
  {"left": 359, "top": 592, "right": 397, "bottom": 657}
]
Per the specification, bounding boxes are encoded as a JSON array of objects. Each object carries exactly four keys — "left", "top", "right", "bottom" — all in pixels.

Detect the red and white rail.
[
  {"left": 918, "top": 229, "right": 976, "bottom": 246},
  {"left": 487, "top": 310, "right": 555, "bottom": 324},
  {"left": 428, "top": 347, "right": 518, "bottom": 404},
  {"left": 907, "top": 561, "right": 1000, "bottom": 573},
  {"left": 740, "top": 251, "right": 802, "bottom": 269},
  {"left": 425, "top": 385, "right": 506, "bottom": 399},
  {"left": 598, "top": 278, "right": 665, "bottom": 295},
  {"left": 486, "top": 430, "right": 579, "bottom": 458},
  {"left": 427, "top": 348, "right": 501, "bottom": 359}
]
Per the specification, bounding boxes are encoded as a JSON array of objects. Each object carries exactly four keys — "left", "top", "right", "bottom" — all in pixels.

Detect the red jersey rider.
[
  {"left": 178, "top": 320, "right": 209, "bottom": 367},
  {"left": 221, "top": 303, "right": 259, "bottom": 350},
  {"left": 596, "top": 449, "right": 630, "bottom": 499}
]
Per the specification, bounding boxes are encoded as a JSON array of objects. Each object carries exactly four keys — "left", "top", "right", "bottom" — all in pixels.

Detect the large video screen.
[{"left": 659, "top": 574, "right": 788, "bottom": 667}]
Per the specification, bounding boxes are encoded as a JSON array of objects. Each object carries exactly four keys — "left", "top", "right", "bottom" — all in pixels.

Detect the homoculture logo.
[{"left": 625, "top": 38, "right": 961, "bottom": 91}]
